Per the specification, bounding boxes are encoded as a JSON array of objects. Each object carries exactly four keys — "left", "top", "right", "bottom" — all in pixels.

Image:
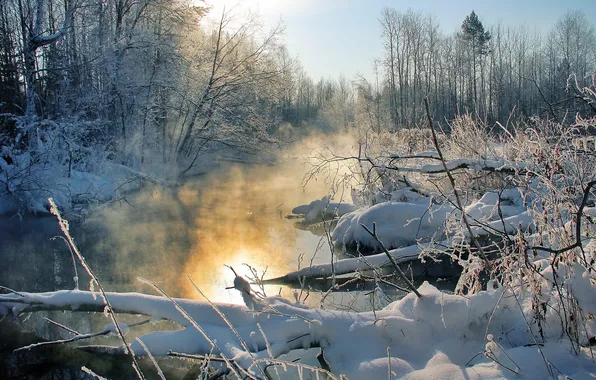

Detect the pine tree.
[
  {"left": 461, "top": 11, "right": 491, "bottom": 55},
  {"left": 460, "top": 11, "right": 491, "bottom": 115}
]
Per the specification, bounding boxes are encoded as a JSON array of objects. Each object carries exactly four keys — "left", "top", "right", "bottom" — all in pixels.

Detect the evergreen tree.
[
  {"left": 461, "top": 11, "right": 491, "bottom": 55},
  {"left": 460, "top": 11, "right": 491, "bottom": 115}
]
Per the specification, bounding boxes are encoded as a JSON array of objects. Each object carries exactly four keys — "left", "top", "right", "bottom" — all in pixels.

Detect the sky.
[{"left": 203, "top": 0, "right": 596, "bottom": 81}]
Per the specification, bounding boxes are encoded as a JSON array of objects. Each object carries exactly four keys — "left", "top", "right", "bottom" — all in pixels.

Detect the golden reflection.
[
  {"left": 81, "top": 132, "right": 362, "bottom": 304},
  {"left": 180, "top": 165, "right": 303, "bottom": 302}
]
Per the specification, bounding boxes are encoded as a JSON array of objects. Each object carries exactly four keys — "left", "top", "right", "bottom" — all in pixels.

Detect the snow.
[
  {"left": 1, "top": 179, "right": 594, "bottom": 378},
  {"left": 332, "top": 201, "right": 455, "bottom": 251},
  {"left": 0, "top": 161, "right": 134, "bottom": 216},
  {"left": 0, "top": 140, "right": 167, "bottom": 216},
  {"left": 566, "top": 264, "right": 596, "bottom": 316},
  {"left": 2, "top": 139, "right": 595, "bottom": 379},
  {"left": 2, "top": 279, "right": 595, "bottom": 379},
  {"left": 329, "top": 186, "right": 543, "bottom": 253},
  {"left": 464, "top": 189, "right": 525, "bottom": 221}
]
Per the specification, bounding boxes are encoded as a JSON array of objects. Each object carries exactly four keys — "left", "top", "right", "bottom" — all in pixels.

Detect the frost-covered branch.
[
  {"left": 14, "top": 319, "right": 151, "bottom": 352},
  {"left": 424, "top": 98, "right": 492, "bottom": 269},
  {"left": 49, "top": 199, "right": 146, "bottom": 379},
  {"left": 527, "top": 180, "right": 596, "bottom": 267}
]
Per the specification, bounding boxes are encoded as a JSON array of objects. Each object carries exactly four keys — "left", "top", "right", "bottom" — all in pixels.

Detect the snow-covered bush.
[{"left": 0, "top": 117, "right": 123, "bottom": 214}]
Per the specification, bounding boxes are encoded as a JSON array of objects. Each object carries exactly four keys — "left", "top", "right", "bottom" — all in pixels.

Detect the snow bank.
[
  {"left": 2, "top": 279, "right": 594, "bottom": 379},
  {"left": 331, "top": 187, "right": 538, "bottom": 253},
  {"left": 332, "top": 202, "right": 455, "bottom": 252},
  {"left": 0, "top": 161, "right": 136, "bottom": 215}
]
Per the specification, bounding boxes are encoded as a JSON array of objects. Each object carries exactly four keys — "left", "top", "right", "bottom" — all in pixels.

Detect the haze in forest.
[{"left": 1, "top": 0, "right": 595, "bottom": 240}]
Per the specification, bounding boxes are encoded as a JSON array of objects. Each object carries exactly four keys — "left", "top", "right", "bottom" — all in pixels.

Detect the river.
[
  {"left": 0, "top": 160, "right": 449, "bottom": 378},
  {"left": 0, "top": 162, "right": 396, "bottom": 313}
]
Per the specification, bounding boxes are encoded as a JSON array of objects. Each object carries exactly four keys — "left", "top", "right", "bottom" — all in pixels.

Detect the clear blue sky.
[{"left": 206, "top": 0, "right": 596, "bottom": 81}]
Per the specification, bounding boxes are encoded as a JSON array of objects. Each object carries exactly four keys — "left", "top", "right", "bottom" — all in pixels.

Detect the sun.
[
  {"left": 220, "top": 249, "right": 253, "bottom": 283},
  {"left": 213, "top": 248, "right": 257, "bottom": 304}
]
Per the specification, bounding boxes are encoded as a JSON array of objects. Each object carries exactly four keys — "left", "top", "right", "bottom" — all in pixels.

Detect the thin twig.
[
  {"left": 43, "top": 317, "right": 81, "bottom": 336},
  {"left": 490, "top": 338, "right": 520, "bottom": 374},
  {"left": 168, "top": 351, "right": 229, "bottom": 363},
  {"left": 387, "top": 347, "right": 392, "bottom": 380},
  {"left": 510, "top": 287, "right": 553, "bottom": 377},
  {"left": 484, "top": 288, "right": 508, "bottom": 341},
  {"left": 484, "top": 351, "right": 519, "bottom": 375},
  {"left": 465, "top": 351, "right": 484, "bottom": 366},
  {"left": 51, "top": 235, "right": 79, "bottom": 289},
  {"left": 0, "top": 285, "right": 25, "bottom": 297},
  {"left": 135, "top": 337, "right": 166, "bottom": 380},
  {"left": 14, "top": 319, "right": 150, "bottom": 352},
  {"left": 81, "top": 366, "right": 107, "bottom": 380},
  {"left": 249, "top": 358, "right": 339, "bottom": 380},
  {"left": 360, "top": 223, "right": 422, "bottom": 298}
]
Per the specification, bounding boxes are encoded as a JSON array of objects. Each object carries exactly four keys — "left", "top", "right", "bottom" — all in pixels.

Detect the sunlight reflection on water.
[
  {"left": 79, "top": 161, "right": 336, "bottom": 304},
  {"left": 77, "top": 133, "right": 363, "bottom": 305}
]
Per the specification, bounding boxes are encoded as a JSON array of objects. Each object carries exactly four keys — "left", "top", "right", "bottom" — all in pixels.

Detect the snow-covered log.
[
  {"left": 264, "top": 243, "right": 434, "bottom": 283},
  {"left": 2, "top": 277, "right": 595, "bottom": 379}
]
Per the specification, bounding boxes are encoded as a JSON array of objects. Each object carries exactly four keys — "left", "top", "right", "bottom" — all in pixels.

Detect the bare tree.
[{"left": 169, "top": 8, "right": 285, "bottom": 174}]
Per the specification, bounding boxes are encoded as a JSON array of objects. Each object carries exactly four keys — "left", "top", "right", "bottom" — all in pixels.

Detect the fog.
[{"left": 80, "top": 132, "right": 361, "bottom": 303}]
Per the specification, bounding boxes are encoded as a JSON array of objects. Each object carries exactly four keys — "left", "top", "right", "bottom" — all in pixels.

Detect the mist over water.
[
  {"left": 178, "top": 164, "right": 320, "bottom": 302},
  {"left": 79, "top": 133, "right": 362, "bottom": 303},
  {"left": 0, "top": 132, "right": 365, "bottom": 308}
]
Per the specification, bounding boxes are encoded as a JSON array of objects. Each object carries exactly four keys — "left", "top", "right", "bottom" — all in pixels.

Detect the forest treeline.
[{"left": 0, "top": 0, "right": 595, "bottom": 177}]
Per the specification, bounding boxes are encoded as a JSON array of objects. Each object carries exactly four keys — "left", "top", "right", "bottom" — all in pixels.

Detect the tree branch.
[
  {"left": 360, "top": 222, "right": 422, "bottom": 298},
  {"left": 424, "top": 98, "right": 492, "bottom": 270}
]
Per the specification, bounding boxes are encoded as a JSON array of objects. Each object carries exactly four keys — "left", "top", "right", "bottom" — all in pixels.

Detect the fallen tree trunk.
[{"left": 262, "top": 237, "right": 510, "bottom": 285}]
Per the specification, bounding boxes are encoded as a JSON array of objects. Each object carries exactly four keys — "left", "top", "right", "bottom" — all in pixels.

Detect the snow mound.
[
  {"left": 464, "top": 189, "right": 525, "bottom": 221},
  {"left": 332, "top": 201, "right": 455, "bottom": 252}
]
